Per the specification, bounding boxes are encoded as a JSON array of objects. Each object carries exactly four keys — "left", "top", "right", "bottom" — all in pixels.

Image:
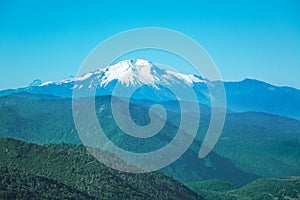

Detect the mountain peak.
[
  {"left": 117, "top": 59, "right": 153, "bottom": 67},
  {"left": 101, "top": 59, "right": 157, "bottom": 87},
  {"left": 29, "top": 79, "right": 43, "bottom": 87},
  {"left": 27, "top": 59, "right": 205, "bottom": 91},
  {"left": 97, "top": 59, "right": 205, "bottom": 88}
]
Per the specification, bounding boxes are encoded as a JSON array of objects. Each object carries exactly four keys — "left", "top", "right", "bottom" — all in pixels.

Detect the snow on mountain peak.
[
  {"left": 35, "top": 59, "right": 205, "bottom": 88},
  {"left": 100, "top": 59, "right": 158, "bottom": 87},
  {"left": 98, "top": 59, "right": 205, "bottom": 88}
]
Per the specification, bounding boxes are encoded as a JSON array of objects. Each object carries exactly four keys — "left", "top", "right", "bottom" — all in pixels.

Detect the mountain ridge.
[{"left": 0, "top": 59, "right": 299, "bottom": 119}]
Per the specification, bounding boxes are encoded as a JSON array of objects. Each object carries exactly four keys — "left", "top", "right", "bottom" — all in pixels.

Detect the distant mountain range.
[{"left": 0, "top": 59, "right": 299, "bottom": 119}]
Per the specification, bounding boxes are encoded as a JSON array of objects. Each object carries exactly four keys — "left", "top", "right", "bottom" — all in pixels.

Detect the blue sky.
[{"left": 0, "top": 0, "right": 300, "bottom": 89}]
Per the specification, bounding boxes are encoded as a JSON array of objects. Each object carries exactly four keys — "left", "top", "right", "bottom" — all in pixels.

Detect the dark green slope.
[
  {"left": 0, "top": 95, "right": 80, "bottom": 144},
  {"left": 0, "top": 167, "right": 95, "bottom": 199},
  {"left": 0, "top": 138, "right": 202, "bottom": 200},
  {"left": 187, "top": 177, "right": 300, "bottom": 200},
  {"left": 186, "top": 180, "right": 239, "bottom": 200},
  {"left": 214, "top": 112, "right": 300, "bottom": 178},
  {"left": 0, "top": 95, "right": 258, "bottom": 186},
  {"left": 232, "top": 176, "right": 300, "bottom": 199},
  {"left": 160, "top": 141, "right": 258, "bottom": 185},
  {"left": 186, "top": 180, "right": 238, "bottom": 193},
  {"left": 165, "top": 106, "right": 300, "bottom": 179}
]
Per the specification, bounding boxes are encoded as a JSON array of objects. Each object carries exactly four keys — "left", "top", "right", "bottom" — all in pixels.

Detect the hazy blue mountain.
[
  {"left": 1, "top": 59, "right": 299, "bottom": 119},
  {"left": 224, "top": 78, "right": 300, "bottom": 119}
]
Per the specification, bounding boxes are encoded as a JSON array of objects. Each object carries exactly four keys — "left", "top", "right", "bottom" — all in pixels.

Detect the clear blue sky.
[{"left": 0, "top": 0, "right": 300, "bottom": 90}]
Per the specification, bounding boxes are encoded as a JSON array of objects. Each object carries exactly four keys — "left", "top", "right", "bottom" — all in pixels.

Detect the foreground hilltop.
[{"left": 0, "top": 138, "right": 202, "bottom": 200}]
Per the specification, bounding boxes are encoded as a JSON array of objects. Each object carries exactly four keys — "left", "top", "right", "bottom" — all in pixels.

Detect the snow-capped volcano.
[
  {"left": 38, "top": 59, "right": 205, "bottom": 89},
  {"left": 100, "top": 59, "right": 161, "bottom": 87},
  {"left": 1, "top": 59, "right": 210, "bottom": 102},
  {"left": 97, "top": 59, "right": 204, "bottom": 88}
]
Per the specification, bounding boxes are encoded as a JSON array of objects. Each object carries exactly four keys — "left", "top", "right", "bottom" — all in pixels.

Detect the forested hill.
[{"left": 0, "top": 138, "right": 202, "bottom": 200}]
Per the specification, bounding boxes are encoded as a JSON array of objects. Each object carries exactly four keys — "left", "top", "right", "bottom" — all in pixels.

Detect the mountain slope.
[
  {"left": 2, "top": 93, "right": 299, "bottom": 182},
  {"left": 232, "top": 176, "right": 300, "bottom": 199},
  {"left": 0, "top": 167, "right": 95, "bottom": 199},
  {"left": 0, "top": 138, "right": 202, "bottom": 200},
  {"left": 0, "top": 94, "right": 258, "bottom": 186},
  {"left": 187, "top": 177, "right": 300, "bottom": 200},
  {"left": 214, "top": 112, "right": 300, "bottom": 178}
]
